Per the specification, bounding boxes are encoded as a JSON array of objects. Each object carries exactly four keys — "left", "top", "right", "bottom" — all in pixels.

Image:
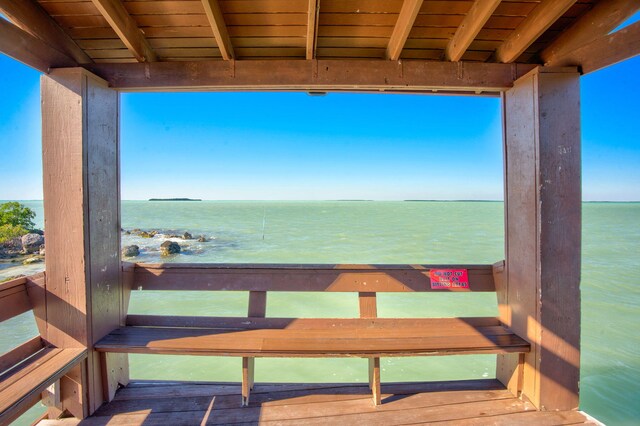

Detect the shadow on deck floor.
[{"left": 37, "top": 379, "right": 598, "bottom": 425}]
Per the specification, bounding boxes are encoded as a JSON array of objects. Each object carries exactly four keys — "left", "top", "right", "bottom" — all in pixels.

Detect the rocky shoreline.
[
  {"left": 0, "top": 227, "right": 212, "bottom": 267},
  {"left": 0, "top": 231, "right": 45, "bottom": 265}
]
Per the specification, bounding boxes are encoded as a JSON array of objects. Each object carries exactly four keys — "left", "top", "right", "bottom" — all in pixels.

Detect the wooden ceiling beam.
[
  {"left": 201, "top": 0, "right": 234, "bottom": 60},
  {"left": 90, "top": 0, "right": 157, "bottom": 62},
  {"left": 541, "top": 0, "right": 640, "bottom": 66},
  {"left": 306, "top": 0, "right": 320, "bottom": 59},
  {"left": 548, "top": 20, "right": 640, "bottom": 74},
  {"left": 0, "top": 18, "right": 76, "bottom": 72},
  {"left": 494, "top": 0, "right": 577, "bottom": 63},
  {"left": 445, "top": 0, "right": 502, "bottom": 62},
  {"left": 84, "top": 60, "right": 540, "bottom": 93},
  {"left": 0, "top": 0, "right": 92, "bottom": 64},
  {"left": 386, "top": 0, "right": 424, "bottom": 60}
]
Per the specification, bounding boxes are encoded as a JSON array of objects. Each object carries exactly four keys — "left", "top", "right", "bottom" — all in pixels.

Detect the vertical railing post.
[
  {"left": 41, "top": 68, "right": 127, "bottom": 417},
  {"left": 499, "top": 66, "right": 581, "bottom": 410}
]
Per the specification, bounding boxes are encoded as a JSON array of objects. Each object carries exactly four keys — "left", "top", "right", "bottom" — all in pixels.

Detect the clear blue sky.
[{"left": 1, "top": 48, "right": 639, "bottom": 201}]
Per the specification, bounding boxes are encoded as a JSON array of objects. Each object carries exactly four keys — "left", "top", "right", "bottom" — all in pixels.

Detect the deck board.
[{"left": 37, "top": 380, "right": 596, "bottom": 425}]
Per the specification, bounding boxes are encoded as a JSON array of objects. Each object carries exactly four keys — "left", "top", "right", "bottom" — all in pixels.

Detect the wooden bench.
[
  {"left": 0, "top": 275, "right": 87, "bottom": 424},
  {"left": 95, "top": 263, "right": 530, "bottom": 406}
]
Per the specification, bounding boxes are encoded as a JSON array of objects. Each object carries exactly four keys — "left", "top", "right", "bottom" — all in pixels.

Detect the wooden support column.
[
  {"left": 242, "top": 291, "right": 266, "bottom": 406},
  {"left": 41, "top": 68, "right": 127, "bottom": 416},
  {"left": 500, "top": 67, "right": 581, "bottom": 411}
]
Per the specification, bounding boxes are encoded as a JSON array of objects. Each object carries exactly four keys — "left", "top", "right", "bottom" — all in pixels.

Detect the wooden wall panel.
[
  {"left": 501, "top": 67, "right": 581, "bottom": 410},
  {"left": 41, "top": 68, "right": 125, "bottom": 416}
]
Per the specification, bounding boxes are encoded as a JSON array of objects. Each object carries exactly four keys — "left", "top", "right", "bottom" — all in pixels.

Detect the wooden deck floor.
[{"left": 38, "top": 380, "right": 599, "bottom": 425}]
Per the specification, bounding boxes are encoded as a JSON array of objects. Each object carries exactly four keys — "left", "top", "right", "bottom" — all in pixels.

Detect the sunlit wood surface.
[{"left": 37, "top": 379, "right": 598, "bottom": 425}]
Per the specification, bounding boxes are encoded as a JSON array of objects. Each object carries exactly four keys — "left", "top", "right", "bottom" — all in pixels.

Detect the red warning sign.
[{"left": 429, "top": 269, "right": 469, "bottom": 289}]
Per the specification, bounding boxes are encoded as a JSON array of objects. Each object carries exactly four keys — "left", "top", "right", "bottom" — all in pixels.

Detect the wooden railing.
[{"left": 0, "top": 273, "right": 87, "bottom": 424}]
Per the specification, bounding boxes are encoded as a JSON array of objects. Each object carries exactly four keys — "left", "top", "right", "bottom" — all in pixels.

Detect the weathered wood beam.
[
  {"left": 0, "top": 18, "right": 76, "bottom": 72},
  {"left": 386, "top": 0, "right": 424, "bottom": 60},
  {"left": 306, "top": 0, "right": 320, "bottom": 59},
  {"left": 201, "top": 0, "right": 234, "bottom": 60},
  {"left": 445, "top": 0, "right": 502, "bottom": 62},
  {"left": 0, "top": 0, "right": 92, "bottom": 64},
  {"left": 550, "top": 21, "right": 640, "bottom": 74},
  {"left": 494, "top": 0, "right": 577, "bottom": 63},
  {"left": 541, "top": 0, "right": 640, "bottom": 66},
  {"left": 90, "top": 0, "right": 156, "bottom": 62},
  {"left": 84, "top": 60, "right": 537, "bottom": 93}
]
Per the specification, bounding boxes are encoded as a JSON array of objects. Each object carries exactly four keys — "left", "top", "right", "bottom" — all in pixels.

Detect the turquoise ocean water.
[{"left": 1, "top": 200, "right": 638, "bottom": 425}]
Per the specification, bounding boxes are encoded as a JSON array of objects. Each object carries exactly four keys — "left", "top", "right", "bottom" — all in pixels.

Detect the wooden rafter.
[
  {"left": 90, "top": 0, "right": 157, "bottom": 62},
  {"left": 548, "top": 21, "right": 640, "bottom": 74},
  {"left": 0, "top": 0, "right": 91, "bottom": 64},
  {"left": 0, "top": 18, "right": 76, "bottom": 72},
  {"left": 386, "top": 0, "right": 424, "bottom": 60},
  {"left": 201, "top": 0, "right": 234, "bottom": 60},
  {"left": 541, "top": 0, "right": 640, "bottom": 66},
  {"left": 306, "top": 0, "right": 320, "bottom": 59},
  {"left": 445, "top": 0, "right": 502, "bottom": 62},
  {"left": 84, "top": 60, "right": 538, "bottom": 92},
  {"left": 494, "top": 0, "right": 577, "bottom": 63}
]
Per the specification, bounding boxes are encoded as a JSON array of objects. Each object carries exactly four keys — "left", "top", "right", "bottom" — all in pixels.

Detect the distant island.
[{"left": 148, "top": 198, "right": 202, "bottom": 201}]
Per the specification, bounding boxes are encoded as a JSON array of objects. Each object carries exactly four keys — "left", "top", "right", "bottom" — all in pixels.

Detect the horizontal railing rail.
[{"left": 129, "top": 263, "right": 496, "bottom": 292}]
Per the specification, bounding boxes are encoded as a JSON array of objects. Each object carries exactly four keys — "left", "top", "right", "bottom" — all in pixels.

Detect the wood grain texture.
[
  {"left": 90, "top": 0, "right": 157, "bottom": 62},
  {"left": 36, "top": 380, "right": 597, "bottom": 425},
  {"left": 201, "top": 0, "right": 234, "bottom": 59},
  {"left": 0, "top": 0, "right": 92, "bottom": 64},
  {"left": 358, "top": 292, "right": 377, "bottom": 318},
  {"left": 547, "top": 20, "right": 640, "bottom": 74},
  {"left": 541, "top": 0, "right": 640, "bottom": 66},
  {"left": 502, "top": 67, "right": 581, "bottom": 410},
  {"left": 42, "top": 68, "right": 124, "bottom": 414},
  {"left": 0, "top": 337, "right": 43, "bottom": 374},
  {"left": 126, "top": 315, "right": 502, "bottom": 329},
  {"left": 0, "top": 281, "right": 31, "bottom": 322},
  {"left": 0, "top": 18, "right": 76, "bottom": 72},
  {"left": 131, "top": 263, "right": 496, "bottom": 292},
  {"left": 84, "top": 60, "right": 537, "bottom": 93},
  {"left": 495, "top": 0, "right": 577, "bottom": 63},
  {"left": 0, "top": 348, "right": 86, "bottom": 425},
  {"left": 445, "top": 0, "right": 502, "bottom": 61},
  {"left": 94, "top": 320, "right": 530, "bottom": 357},
  {"left": 386, "top": 0, "right": 423, "bottom": 60},
  {"left": 306, "top": 0, "right": 319, "bottom": 59}
]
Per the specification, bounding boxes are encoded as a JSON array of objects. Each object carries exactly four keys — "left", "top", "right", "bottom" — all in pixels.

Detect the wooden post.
[
  {"left": 499, "top": 67, "right": 581, "bottom": 411},
  {"left": 41, "top": 68, "right": 127, "bottom": 416}
]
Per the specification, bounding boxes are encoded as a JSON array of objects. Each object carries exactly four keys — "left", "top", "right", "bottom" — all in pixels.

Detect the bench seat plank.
[
  {"left": 95, "top": 319, "right": 529, "bottom": 357},
  {"left": 126, "top": 315, "right": 503, "bottom": 330},
  {"left": 0, "top": 348, "right": 87, "bottom": 424}
]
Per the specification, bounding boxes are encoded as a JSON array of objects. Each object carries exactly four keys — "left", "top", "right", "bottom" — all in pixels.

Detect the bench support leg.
[
  {"left": 242, "top": 357, "right": 254, "bottom": 407},
  {"left": 369, "top": 357, "right": 381, "bottom": 405}
]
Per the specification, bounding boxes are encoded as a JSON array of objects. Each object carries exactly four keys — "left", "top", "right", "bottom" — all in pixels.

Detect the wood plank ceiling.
[
  {"left": 11, "top": 0, "right": 604, "bottom": 64},
  {"left": 1, "top": 0, "right": 639, "bottom": 91}
]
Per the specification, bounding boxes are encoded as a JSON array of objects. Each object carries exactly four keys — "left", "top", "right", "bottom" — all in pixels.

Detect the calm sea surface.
[{"left": 2, "top": 201, "right": 638, "bottom": 425}]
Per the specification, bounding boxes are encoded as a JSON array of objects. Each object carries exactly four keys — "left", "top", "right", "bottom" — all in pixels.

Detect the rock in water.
[
  {"left": 160, "top": 241, "right": 181, "bottom": 256},
  {"left": 23, "top": 256, "right": 43, "bottom": 265},
  {"left": 197, "top": 235, "right": 207, "bottom": 242},
  {"left": 183, "top": 232, "right": 193, "bottom": 240},
  {"left": 22, "top": 233, "right": 45, "bottom": 254},
  {"left": 122, "top": 245, "right": 140, "bottom": 257}
]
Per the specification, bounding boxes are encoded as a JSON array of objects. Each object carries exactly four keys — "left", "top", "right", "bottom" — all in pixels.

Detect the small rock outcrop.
[
  {"left": 122, "top": 245, "right": 140, "bottom": 257},
  {"left": 21, "top": 233, "right": 45, "bottom": 254},
  {"left": 160, "top": 241, "right": 181, "bottom": 256},
  {"left": 23, "top": 256, "right": 43, "bottom": 265},
  {"left": 183, "top": 232, "right": 193, "bottom": 240},
  {"left": 197, "top": 235, "right": 207, "bottom": 242}
]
